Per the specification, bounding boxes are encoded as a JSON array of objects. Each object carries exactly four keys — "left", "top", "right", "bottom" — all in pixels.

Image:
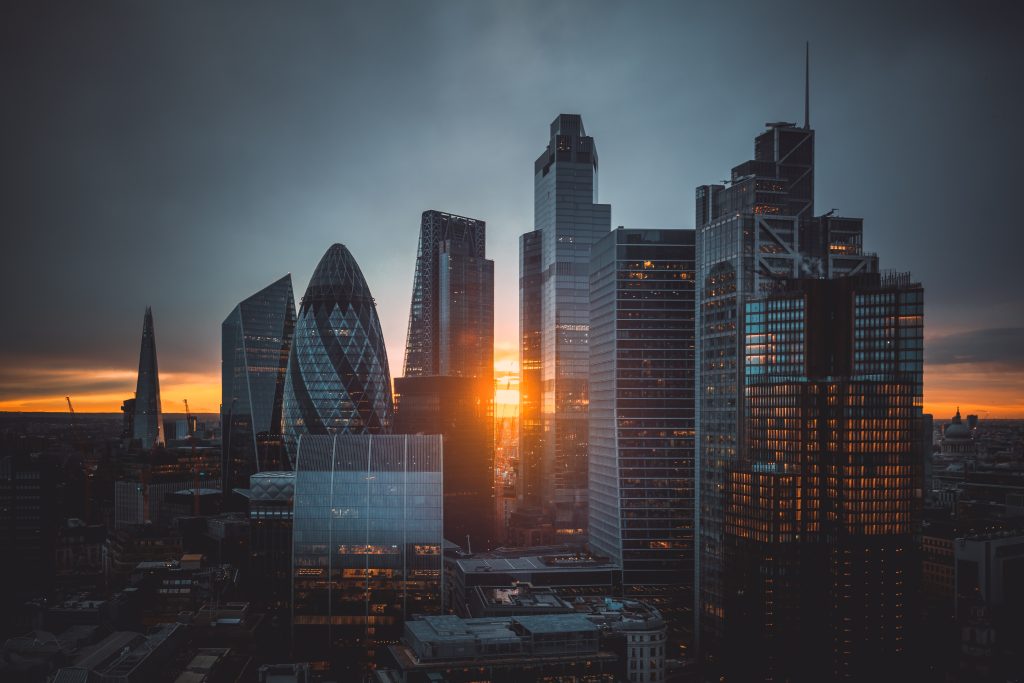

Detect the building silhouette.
[
  {"left": 132, "top": 306, "right": 164, "bottom": 449},
  {"left": 221, "top": 274, "right": 296, "bottom": 497},
  {"left": 282, "top": 244, "right": 393, "bottom": 456},
  {"left": 723, "top": 273, "right": 924, "bottom": 681},
  {"left": 519, "top": 114, "right": 611, "bottom": 536},
  {"left": 403, "top": 210, "right": 493, "bottom": 379},
  {"left": 588, "top": 227, "right": 696, "bottom": 654},
  {"left": 695, "top": 54, "right": 925, "bottom": 677},
  {"left": 291, "top": 434, "right": 442, "bottom": 676},
  {"left": 396, "top": 210, "right": 495, "bottom": 550}
]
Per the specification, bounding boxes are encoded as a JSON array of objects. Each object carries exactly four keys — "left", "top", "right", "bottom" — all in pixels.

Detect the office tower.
[
  {"left": 132, "top": 306, "right": 164, "bottom": 449},
  {"left": 396, "top": 210, "right": 495, "bottom": 549},
  {"left": 221, "top": 274, "right": 296, "bottom": 496},
  {"left": 248, "top": 470, "right": 295, "bottom": 612},
  {"left": 394, "top": 375, "right": 493, "bottom": 549},
  {"left": 694, "top": 54, "right": 922, "bottom": 675},
  {"left": 724, "top": 273, "right": 924, "bottom": 681},
  {"left": 403, "top": 210, "right": 493, "bottom": 379},
  {"left": 282, "top": 244, "right": 393, "bottom": 457},
  {"left": 588, "top": 228, "right": 696, "bottom": 653},
  {"left": 291, "top": 434, "right": 443, "bottom": 675},
  {"left": 518, "top": 114, "right": 611, "bottom": 535}
]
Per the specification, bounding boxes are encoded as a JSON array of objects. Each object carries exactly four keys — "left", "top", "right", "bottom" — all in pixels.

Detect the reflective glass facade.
[
  {"left": 291, "top": 434, "right": 443, "bottom": 675},
  {"left": 222, "top": 274, "right": 296, "bottom": 494},
  {"left": 132, "top": 306, "right": 164, "bottom": 448},
  {"left": 694, "top": 121, "right": 878, "bottom": 659},
  {"left": 520, "top": 114, "right": 611, "bottom": 533},
  {"left": 282, "top": 244, "right": 393, "bottom": 457},
  {"left": 724, "top": 274, "right": 924, "bottom": 681},
  {"left": 404, "top": 210, "right": 493, "bottom": 380},
  {"left": 588, "top": 228, "right": 696, "bottom": 653}
]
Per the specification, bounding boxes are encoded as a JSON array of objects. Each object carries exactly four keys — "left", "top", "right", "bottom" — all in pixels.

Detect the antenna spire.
[{"left": 804, "top": 41, "right": 810, "bottom": 129}]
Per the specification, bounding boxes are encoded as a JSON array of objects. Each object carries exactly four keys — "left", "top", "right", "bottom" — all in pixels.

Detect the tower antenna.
[{"left": 804, "top": 41, "right": 810, "bottom": 129}]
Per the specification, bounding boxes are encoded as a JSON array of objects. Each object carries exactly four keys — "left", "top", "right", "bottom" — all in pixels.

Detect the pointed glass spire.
[{"left": 133, "top": 306, "right": 164, "bottom": 448}]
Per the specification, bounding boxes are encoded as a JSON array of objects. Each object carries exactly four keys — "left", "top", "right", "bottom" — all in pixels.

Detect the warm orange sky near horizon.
[{"left": 2, "top": 348, "right": 1021, "bottom": 420}]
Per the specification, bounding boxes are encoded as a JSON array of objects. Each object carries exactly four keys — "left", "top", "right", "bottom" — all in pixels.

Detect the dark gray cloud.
[
  {"left": 1, "top": 0, "right": 1022, "bottom": 400},
  {"left": 926, "top": 327, "right": 1024, "bottom": 368}
]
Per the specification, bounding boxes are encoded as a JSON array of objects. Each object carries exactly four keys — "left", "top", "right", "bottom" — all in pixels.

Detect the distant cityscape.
[{"left": 3, "top": 54, "right": 1024, "bottom": 683}]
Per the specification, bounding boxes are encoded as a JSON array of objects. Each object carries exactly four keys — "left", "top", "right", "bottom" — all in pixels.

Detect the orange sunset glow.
[{"left": 2, "top": 356, "right": 1020, "bottom": 419}]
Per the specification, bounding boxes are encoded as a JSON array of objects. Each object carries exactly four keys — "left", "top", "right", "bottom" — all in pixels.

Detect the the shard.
[
  {"left": 222, "top": 274, "right": 296, "bottom": 495},
  {"left": 132, "top": 306, "right": 164, "bottom": 449},
  {"left": 282, "top": 244, "right": 393, "bottom": 457}
]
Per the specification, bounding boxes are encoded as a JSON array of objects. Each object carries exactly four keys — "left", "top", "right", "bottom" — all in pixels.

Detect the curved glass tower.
[{"left": 282, "top": 244, "right": 393, "bottom": 456}]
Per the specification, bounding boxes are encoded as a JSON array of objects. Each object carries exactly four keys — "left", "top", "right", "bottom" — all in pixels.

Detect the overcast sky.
[{"left": 2, "top": 0, "right": 1022, "bottom": 416}]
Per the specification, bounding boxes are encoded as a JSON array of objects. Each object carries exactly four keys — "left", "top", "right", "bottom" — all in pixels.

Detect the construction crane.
[{"left": 183, "top": 399, "right": 192, "bottom": 437}]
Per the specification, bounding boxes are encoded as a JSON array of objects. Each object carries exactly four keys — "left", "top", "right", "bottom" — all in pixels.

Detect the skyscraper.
[
  {"left": 404, "top": 210, "right": 493, "bottom": 380},
  {"left": 291, "top": 433, "right": 443, "bottom": 676},
  {"left": 221, "top": 274, "right": 296, "bottom": 496},
  {"left": 588, "top": 228, "right": 696, "bottom": 652},
  {"left": 694, "top": 53, "right": 922, "bottom": 674},
  {"left": 282, "top": 244, "right": 393, "bottom": 456},
  {"left": 132, "top": 306, "right": 164, "bottom": 449},
  {"left": 396, "top": 210, "right": 495, "bottom": 549},
  {"left": 519, "top": 114, "right": 611, "bottom": 535},
  {"left": 724, "top": 272, "right": 924, "bottom": 681}
]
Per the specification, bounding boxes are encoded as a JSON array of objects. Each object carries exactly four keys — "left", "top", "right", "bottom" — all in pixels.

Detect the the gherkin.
[{"left": 282, "top": 244, "right": 393, "bottom": 457}]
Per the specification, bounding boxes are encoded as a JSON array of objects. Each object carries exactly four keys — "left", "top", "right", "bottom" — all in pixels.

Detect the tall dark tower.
[
  {"left": 403, "top": 210, "right": 493, "bottom": 380},
  {"left": 588, "top": 228, "right": 697, "bottom": 653},
  {"left": 132, "top": 306, "right": 164, "bottom": 449},
  {"left": 724, "top": 273, "right": 924, "bottom": 682},
  {"left": 396, "top": 210, "right": 495, "bottom": 550},
  {"left": 222, "top": 274, "right": 296, "bottom": 496},
  {"left": 695, "top": 47, "right": 924, "bottom": 679},
  {"left": 518, "top": 114, "right": 611, "bottom": 537},
  {"left": 282, "top": 244, "right": 393, "bottom": 457}
]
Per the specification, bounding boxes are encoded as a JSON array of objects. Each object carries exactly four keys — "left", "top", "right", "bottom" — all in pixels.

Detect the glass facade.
[
  {"left": 282, "top": 244, "right": 393, "bottom": 457},
  {"left": 132, "top": 306, "right": 164, "bottom": 448},
  {"left": 404, "top": 210, "right": 493, "bottom": 380},
  {"left": 520, "top": 114, "right": 611, "bottom": 534},
  {"left": 291, "top": 434, "right": 443, "bottom": 675},
  {"left": 588, "top": 228, "right": 696, "bottom": 653},
  {"left": 694, "top": 121, "right": 878, "bottom": 660},
  {"left": 724, "top": 274, "right": 924, "bottom": 681},
  {"left": 221, "top": 274, "right": 296, "bottom": 495},
  {"left": 394, "top": 375, "right": 494, "bottom": 550}
]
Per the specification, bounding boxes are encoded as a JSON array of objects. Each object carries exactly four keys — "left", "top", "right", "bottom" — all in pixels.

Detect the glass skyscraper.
[
  {"left": 132, "top": 306, "right": 164, "bottom": 449},
  {"left": 519, "top": 114, "right": 611, "bottom": 535},
  {"left": 396, "top": 210, "right": 495, "bottom": 550},
  {"left": 282, "top": 244, "right": 393, "bottom": 457},
  {"left": 724, "top": 273, "right": 924, "bottom": 681},
  {"left": 695, "top": 101, "right": 920, "bottom": 674},
  {"left": 291, "top": 433, "right": 443, "bottom": 675},
  {"left": 404, "top": 210, "right": 493, "bottom": 380},
  {"left": 221, "top": 274, "right": 296, "bottom": 496},
  {"left": 588, "top": 228, "right": 696, "bottom": 653}
]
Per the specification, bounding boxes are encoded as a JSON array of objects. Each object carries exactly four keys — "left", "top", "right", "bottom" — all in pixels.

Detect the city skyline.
[{"left": 3, "top": 1, "right": 1023, "bottom": 418}]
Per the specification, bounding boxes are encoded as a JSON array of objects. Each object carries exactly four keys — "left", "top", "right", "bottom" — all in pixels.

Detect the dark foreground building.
[
  {"left": 396, "top": 210, "right": 495, "bottom": 550},
  {"left": 723, "top": 272, "right": 925, "bottom": 681},
  {"left": 588, "top": 228, "right": 696, "bottom": 654},
  {"left": 394, "top": 375, "right": 494, "bottom": 550},
  {"left": 291, "top": 434, "right": 443, "bottom": 677},
  {"left": 221, "top": 274, "right": 296, "bottom": 496}
]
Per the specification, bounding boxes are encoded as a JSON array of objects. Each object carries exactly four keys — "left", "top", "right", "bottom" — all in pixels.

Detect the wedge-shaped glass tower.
[{"left": 222, "top": 274, "right": 296, "bottom": 493}]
